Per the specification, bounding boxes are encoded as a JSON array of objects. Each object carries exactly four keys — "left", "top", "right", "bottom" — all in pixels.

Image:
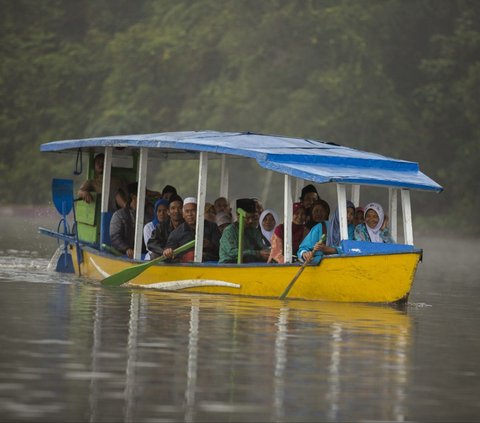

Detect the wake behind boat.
[{"left": 39, "top": 131, "right": 442, "bottom": 303}]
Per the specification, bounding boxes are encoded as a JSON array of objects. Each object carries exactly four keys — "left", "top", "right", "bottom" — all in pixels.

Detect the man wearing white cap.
[{"left": 163, "top": 197, "right": 221, "bottom": 262}]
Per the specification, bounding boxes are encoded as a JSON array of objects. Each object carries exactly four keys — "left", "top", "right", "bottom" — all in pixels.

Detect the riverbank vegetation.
[{"left": 1, "top": 0, "right": 479, "bottom": 233}]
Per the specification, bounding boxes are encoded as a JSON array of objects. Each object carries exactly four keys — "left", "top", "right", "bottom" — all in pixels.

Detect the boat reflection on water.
[
  {"left": 86, "top": 290, "right": 411, "bottom": 422},
  {"left": 269, "top": 301, "right": 410, "bottom": 422}
]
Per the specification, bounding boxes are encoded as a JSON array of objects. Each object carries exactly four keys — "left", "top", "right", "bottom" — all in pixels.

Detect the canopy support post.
[
  {"left": 401, "top": 189, "right": 414, "bottom": 245},
  {"left": 133, "top": 148, "right": 148, "bottom": 260},
  {"left": 219, "top": 154, "right": 229, "bottom": 199},
  {"left": 351, "top": 184, "right": 360, "bottom": 208},
  {"left": 100, "top": 147, "right": 113, "bottom": 249},
  {"left": 389, "top": 188, "right": 398, "bottom": 242},
  {"left": 283, "top": 174, "right": 293, "bottom": 263},
  {"left": 195, "top": 152, "right": 208, "bottom": 263},
  {"left": 336, "top": 184, "right": 348, "bottom": 241},
  {"left": 294, "top": 179, "right": 304, "bottom": 203}
]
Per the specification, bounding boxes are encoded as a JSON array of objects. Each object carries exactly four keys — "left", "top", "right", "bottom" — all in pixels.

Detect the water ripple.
[{"left": 0, "top": 254, "right": 79, "bottom": 285}]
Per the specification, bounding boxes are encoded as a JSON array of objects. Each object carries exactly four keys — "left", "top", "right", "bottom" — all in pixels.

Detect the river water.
[{"left": 0, "top": 209, "right": 479, "bottom": 422}]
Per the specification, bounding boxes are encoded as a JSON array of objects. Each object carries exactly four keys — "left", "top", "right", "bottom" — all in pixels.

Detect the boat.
[{"left": 39, "top": 131, "right": 443, "bottom": 303}]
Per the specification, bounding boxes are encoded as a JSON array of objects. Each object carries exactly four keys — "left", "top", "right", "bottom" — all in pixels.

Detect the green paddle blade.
[{"left": 101, "top": 239, "right": 195, "bottom": 287}]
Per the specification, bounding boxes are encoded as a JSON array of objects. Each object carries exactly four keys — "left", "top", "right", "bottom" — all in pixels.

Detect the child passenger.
[{"left": 354, "top": 202, "right": 394, "bottom": 243}]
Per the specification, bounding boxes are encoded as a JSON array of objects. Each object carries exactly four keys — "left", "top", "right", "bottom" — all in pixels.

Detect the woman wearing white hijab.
[
  {"left": 354, "top": 202, "right": 394, "bottom": 243},
  {"left": 259, "top": 208, "right": 279, "bottom": 247}
]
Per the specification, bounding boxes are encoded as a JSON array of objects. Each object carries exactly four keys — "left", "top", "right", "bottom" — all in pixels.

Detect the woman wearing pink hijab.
[{"left": 354, "top": 202, "right": 394, "bottom": 243}]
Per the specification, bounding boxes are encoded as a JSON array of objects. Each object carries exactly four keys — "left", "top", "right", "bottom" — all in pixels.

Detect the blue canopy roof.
[{"left": 40, "top": 131, "right": 443, "bottom": 192}]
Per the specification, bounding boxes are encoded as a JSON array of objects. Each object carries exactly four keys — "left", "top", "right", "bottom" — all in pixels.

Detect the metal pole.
[
  {"left": 336, "top": 184, "right": 348, "bottom": 241},
  {"left": 133, "top": 148, "right": 148, "bottom": 260},
  {"left": 100, "top": 147, "right": 113, "bottom": 248},
  {"left": 401, "top": 189, "right": 414, "bottom": 245},
  {"left": 195, "top": 152, "right": 208, "bottom": 262},
  {"left": 283, "top": 175, "right": 293, "bottom": 262}
]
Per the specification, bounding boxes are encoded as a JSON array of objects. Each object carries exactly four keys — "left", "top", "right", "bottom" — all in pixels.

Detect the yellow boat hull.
[{"left": 74, "top": 246, "right": 420, "bottom": 303}]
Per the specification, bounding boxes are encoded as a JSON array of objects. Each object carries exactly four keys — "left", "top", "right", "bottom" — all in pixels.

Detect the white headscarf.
[
  {"left": 259, "top": 209, "right": 279, "bottom": 242},
  {"left": 364, "top": 202, "right": 384, "bottom": 243}
]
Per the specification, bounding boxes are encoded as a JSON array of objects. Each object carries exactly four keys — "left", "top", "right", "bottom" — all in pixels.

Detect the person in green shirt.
[{"left": 219, "top": 198, "right": 270, "bottom": 263}]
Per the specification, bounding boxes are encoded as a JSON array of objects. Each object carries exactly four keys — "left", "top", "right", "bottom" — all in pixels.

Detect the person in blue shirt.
[
  {"left": 297, "top": 220, "right": 336, "bottom": 265},
  {"left": 298, "top": 200, "right": 357, "bottom": 264}
]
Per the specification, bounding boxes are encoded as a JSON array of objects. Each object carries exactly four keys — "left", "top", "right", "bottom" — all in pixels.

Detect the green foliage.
[{"left": 0, "top": 0, "right": 479, "bottom": 232}]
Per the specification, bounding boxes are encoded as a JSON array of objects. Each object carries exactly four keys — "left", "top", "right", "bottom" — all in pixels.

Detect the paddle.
[
  {"left": 52, "top": 178, "right": 74, "bottom": 217},
  {"left": 279, "top": 233, "right": 326, "bottom": 300},
  {"left": 51, "top": 178, "right": 76, "bottom": 273},
  {"left": 279, "top": 258, "right": 311, "bottom": 300},
  {"left": 237, "top": 208, "right": 246, "bottom": 264},
  {"left": 101, "top": 239, "right": 195, "bottom": 286}
]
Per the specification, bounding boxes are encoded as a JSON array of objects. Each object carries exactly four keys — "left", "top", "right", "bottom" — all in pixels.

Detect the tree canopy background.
[{"left": 1, "top": 0, "right": 479, "bottom": 233}]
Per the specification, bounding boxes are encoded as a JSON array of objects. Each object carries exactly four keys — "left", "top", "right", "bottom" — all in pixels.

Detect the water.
[{"left": 1, "top": 209, "right": 480, "bottom": 422}]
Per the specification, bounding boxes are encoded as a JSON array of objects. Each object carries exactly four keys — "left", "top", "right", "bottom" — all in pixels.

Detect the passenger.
[
  {"left": 143, "top": 199, "right": 169, "bottom": 260},
  {"left": 297, "top": 220, "right": 337, "bottom": 265},
  {"left": 215, "top": 211, "right": 232, "bottom": 234},
  {"left": 354, "top": 202, "right": 394, "bottom": 243},
  {"left": 268, "top": 203, "right": 308, "bottom": 264},
  {"left": 109, "top": 183, "right": 148, "bottom": 258},
  {"left": 125, "top": 182, "right": 158, "bottom": 222},
  {"left": 354, "top": 206, "right": 365, "bottom": 226},
  {"left": 327, "top": 200, "right": 356, "bottom": 248},
  {"left": 205, "top": 202, "right": 217, "bottom": 223},
  {"left": 307, "top": 199, "right": 331, "bottom": 230},
  {"left": 214, "top": 196, "right": 232, "bottom": 217},
  {"left": 144, "top": 201, "right": 155, "bottom": 226},
  {"left": 145, "top": 188, "right": 163, "bottom": 215},
  {"left": 259, "top": 208, "right": 279, "bottom": 247},
  {"left": 146, "top": 195, "right": 183, "bottom": 259},
  {"left": 121, "top": 180, "right": 161, "bottom": 221},
  {"left": 166, "top": 194, "right": 184, "bottom": 230},
  {"left": 219, "top": 198, "right": 270, "bottom": 263},
  {"left": 163, "top": 197, "right": 221, "bottom": 262},
  {"left": 252, "top": 198, "right": 264, "bottom": 216},
  {"left": 300, "top": 184, "right": 320, "bottom": 225},
  {"left": 161, "top": 184, "right": 177, "bottom": 201},
  {"left": 77, "top": 153, "right": 128, "bottom": 212}
]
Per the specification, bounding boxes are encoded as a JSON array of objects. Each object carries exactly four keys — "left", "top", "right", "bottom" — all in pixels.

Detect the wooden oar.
[
  {"left": 101, "top": 240, "right": 195, "bottom": 287},
  {"left": 279, "top": 257, "right": 311, "bottom": 300},
  {"left": 279, "top": 233, "right": 326, "bottom": 300}
]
